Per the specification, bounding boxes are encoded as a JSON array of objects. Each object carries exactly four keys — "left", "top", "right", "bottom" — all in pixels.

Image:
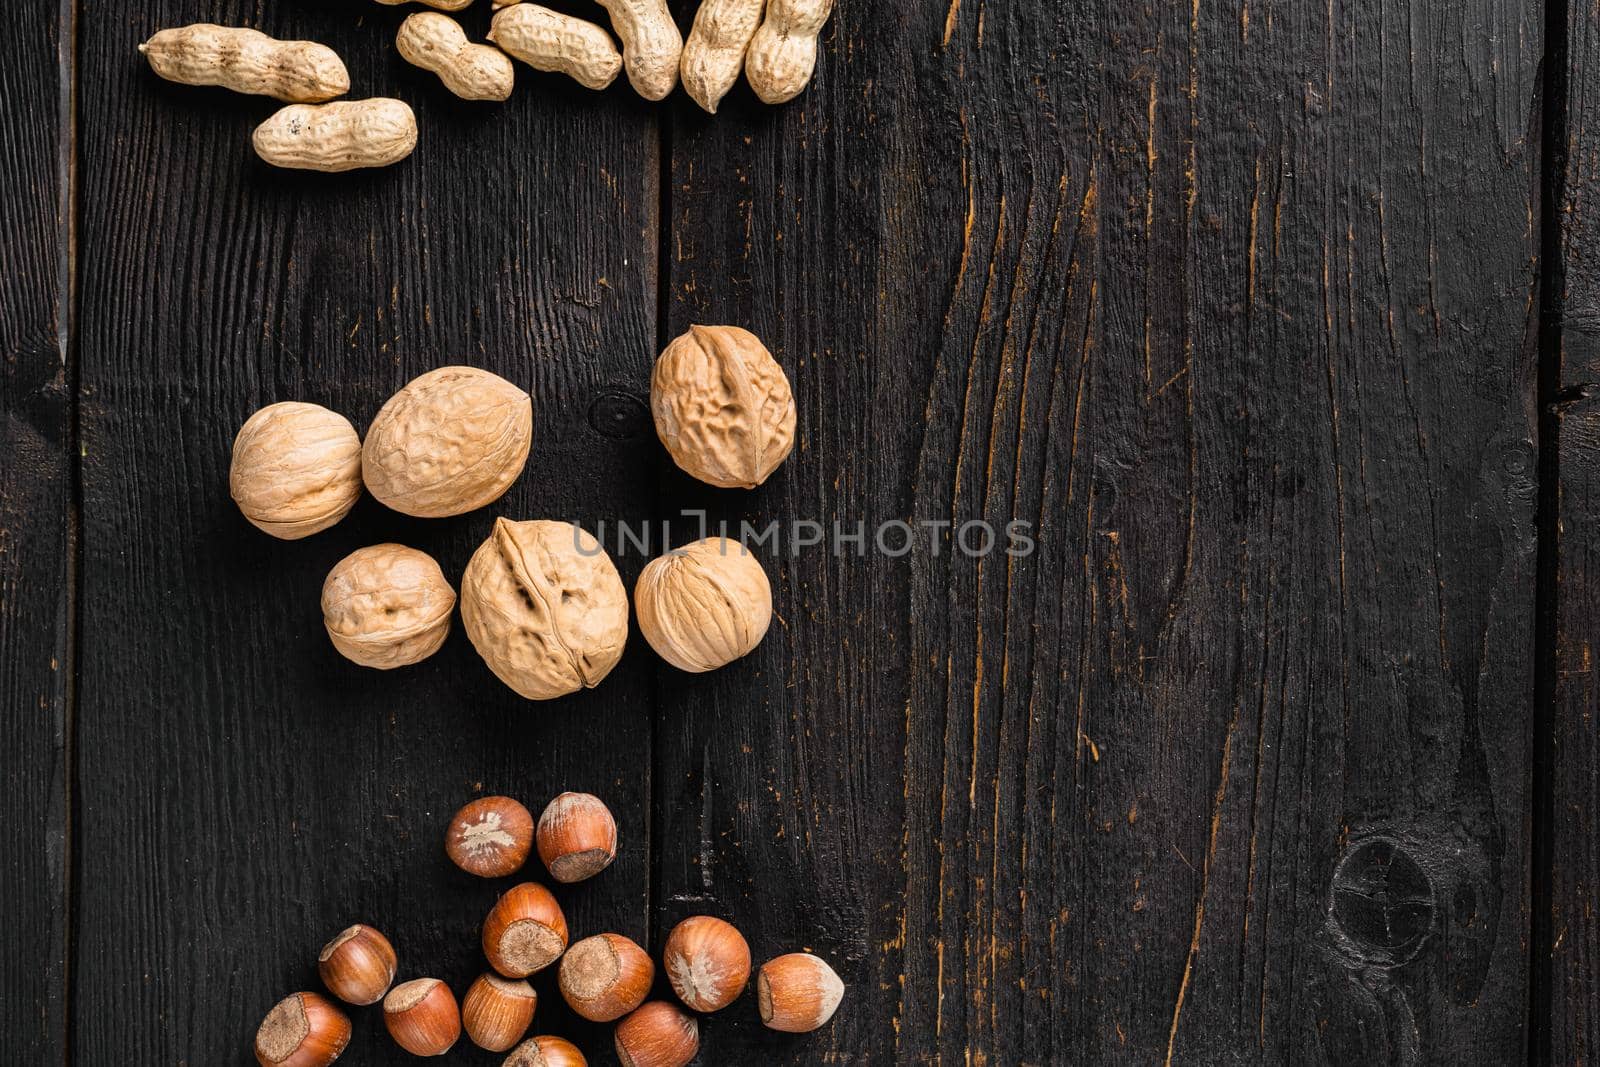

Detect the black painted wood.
[
  {"left": 657, "top": 0, "right": 1540, "bottom": 1063},
  {"left": 3, "top": 0, "right": 1563, "bottom": 1063},
  {"left": 1550, "top": 0, "right": 1600, "bottom": 1059},
  {"left": 0, "top": 4, "right": 71, "bottom": 1063},
  {"left": 73, "top": 2, "right": 660, "bottom": 1063}
]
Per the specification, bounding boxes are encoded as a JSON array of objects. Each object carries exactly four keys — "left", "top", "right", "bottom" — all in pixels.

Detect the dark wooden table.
[{"left": 6, "top": 0, "right": 1599, "bottom": 1063}]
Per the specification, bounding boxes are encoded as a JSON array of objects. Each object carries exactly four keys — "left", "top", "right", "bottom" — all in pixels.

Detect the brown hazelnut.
[
  {"left": 482, "top": 882, "right": 569, "bottom": 977},
  {"left": 317, "top": 923, "right": 397, "bottom": 1006},
  {"left": 536, "top": 792, "right": 617, "bottom": 883},
  {"left": 503, "top": 1035, "right": 588, "bottom": 1067},
  {"left": 662, "top": 915, "right": 750, "bottom": 1012},
  {"left": 757, "top": 952, "right": 844, "bottom": 1033},
  {"left": 558, "top": 933, "right": 654, "bottom": 1022},
  {"left": 447, "top": 795, "right": 535, "bottom": 878},
  {"left": 383, "top": 977, "right": 461, "bottom": 1056},
  {"left": 614, "top": 1001, "right": 699, "bottom": 1067},
  {"left": 255, "top": 992, "right": 351, "bottom": 1067},
  {"left": 463, "top": 973, "right": 537, "bottom": 1052}
]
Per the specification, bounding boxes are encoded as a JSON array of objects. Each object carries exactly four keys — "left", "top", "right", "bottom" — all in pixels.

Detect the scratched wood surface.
[
  {"left": 0, "top": 0, "right": 1567, "bottom": 1063},
  {"left": 1550, "top": 0, "right": 1600, "bottom": 1060},
  {"left": 0, "top": 3, "right": 71, "bottom": 1063},
  {"left": 653, "top": 0, "right": 1543, "bottom": 1063}
]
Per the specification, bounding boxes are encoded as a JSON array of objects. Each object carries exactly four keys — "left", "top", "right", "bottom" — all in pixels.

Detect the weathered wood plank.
[
  {"left": 73, "top": 3, "right": 660, "bottom": 1062},
  {"left": 1550, "top": 0, "right": 1600, "bottom": 1058},
  {"left": 0, "top": 3, "right": 71, "bottom": 1063},
  {"left": 658, "top": 0, "right": 1540, "bottom": 1062}
]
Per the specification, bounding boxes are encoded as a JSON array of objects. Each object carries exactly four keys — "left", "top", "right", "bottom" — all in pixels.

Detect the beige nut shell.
[
  {"left": 140, "top": 25, "right": 350, "bottom": 103},
  {"left": 461, "top": 519, "right": 629, "bottom": 700},
  {"left": 489, "top": 5, "right": 624, "bottom": 91},
  {"left": 398, "top": 13, "right": 516, "bottom": 101},
  {"left": 635, "top": 537, "right": 771, "bottom": 673},
  {"left": 253, "top": 99, "right": 418, "bottom": 172},
  {"left": 681, "top": 0, "right": 764, "bottom": 113},
  {"left": 364, "top": 367, "right": 533, "bottom": 518},
  {"left": 745, "top": 0, "right": 834, "bottom": 104},
  {"left": 322, "top": 544, "right": 456, "bottom": 669},
  {"left": 652, "top": 325, "right": 796, "bottom": 489},
  {"left": 230, "top": 401, "right": 363, "bottom": 539}
]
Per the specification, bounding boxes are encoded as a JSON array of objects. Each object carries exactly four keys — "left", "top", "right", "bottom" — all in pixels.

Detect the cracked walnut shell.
[
  {"left": 364, "top": 366, "right": 533, "bottom": 518},
  {"left": 460, "top": 519, "right": 629, "bottom": 700},
  {"left": 651, "top": 325, "right": 796, "bottom": 489},
  {"left": 635, "top": 537, "right": 771, "bottom": 672},
  {"left": 230, "top": 401, "right": 363, "bottom": 540},
  {"left": 322, "top": 544, "right": 456, "bottom": 669}
]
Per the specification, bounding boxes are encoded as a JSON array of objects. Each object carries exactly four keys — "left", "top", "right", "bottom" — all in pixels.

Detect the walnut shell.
[
  {"left": 363, "top": 367, "right": 533, "bottom": 518},
  {"left": 230, "top": 401, "right": 363, "bottom": 539},
  {"left": 322, "top": 544, "right": 456, "bottom": 669},
  {"left": 461, "top": 519, "right": 629, "bottom": 700},
  {"left": 634, "top": 537, "right": 771, "bottom": 673},
  {"left": 651, "top": 325, "right": 796, "bottom": 489}
]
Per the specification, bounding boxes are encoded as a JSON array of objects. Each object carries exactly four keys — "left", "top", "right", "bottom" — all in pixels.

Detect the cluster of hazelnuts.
[
  {"left": 229, "top": 325, "right": 797, "bottom": 697},
  {"left": 254, "top": 791, "right": 843, "bottom": 1065}
]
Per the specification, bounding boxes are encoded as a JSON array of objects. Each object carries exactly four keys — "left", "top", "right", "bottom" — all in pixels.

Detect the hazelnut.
[
  {"left": 363, "top": 366, "right": 533, "bottom": 518},
  {"left": 463, "top": 973, "right": 537, "bottom": 1052},
  {"left": 383, "top": 977, "right": 461, "bottom": 1057},
  {"left": 635, "top": 537, "right": 772, "bottom": 672},
  {"left": 460, "top": 519, "right": 630, "bottom": 700},
  {"left": 447, "top": 795, "right": 535, "bottom": 877},
  {"left": 757, "top": 952, "right": 844, "bottom": 1033},
  {"left": 651, "top": 324, "right": 796, "bottom": 488},
  {"left": 536, "top": 792, "right": 617, "bottom": 883},
  {"left": 254, "top": 991, "right": 351, "bottom": 1067},
  {"left": 614, "top": 1001, "right": 699, "bottom": 1067},
  {"left": 230, "top": 401, "right": 363, "bottom": 539},
  {"left": 503, "top": 1035, "right": 588, "bottom": 1067},
  {"left": 558, "top": 933, "right": 654, "bottom": 1022},
  {"left": 662, "top": 915, "right": 750, "bottom": 1012},
  {"left": 482, "top": 882, "right": 569, "bottom": 977},
  {"left": 317, "top": 923, "right": 397, "bottom": 1005},
  {"left": 321, "top": 545, "right": 455, "bottom": 669}
]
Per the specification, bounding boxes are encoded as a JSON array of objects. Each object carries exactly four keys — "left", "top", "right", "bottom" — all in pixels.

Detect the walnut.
[
  {"left": 230, "top": 401, "right": 363, "bottom": 539},
  {"left": 460, "top": 519, "right": 629, "bottom": 700},
  {"left": 363, "top": 366, "right": 534, "bottom": 518},
  {"left": 321, "top": 544, "right": 456, "bottom": 669},
  {"left": 634, "top": 537, "right": 771, "bottom": 672},
  {"left": 651, "top": 325, "right": 796, "bottom": 488}
]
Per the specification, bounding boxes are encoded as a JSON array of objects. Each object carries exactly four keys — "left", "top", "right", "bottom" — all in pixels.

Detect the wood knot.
[
  {"left": 1327, "top": 837, "right": 1435, "bottom": 967},
  {"left": 587, "top": 391, "right": 650, "bottom": 440}
]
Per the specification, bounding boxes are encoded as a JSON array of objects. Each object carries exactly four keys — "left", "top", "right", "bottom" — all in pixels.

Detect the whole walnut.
[
  {"left": 460, "top": 519, "right": 629, "bottom": 700},
  {"left": 230, "top": 401, "right": 363, "bottom": 539},
  {"left": 635, "top": 537, "right": 772, "bottom": 672},
  {"left": 363, "top": 366, "right": 533, "bottom": 518},
  {"left": 651, "top": 325, "right": 796, "bottom": 489},
  {"left": 322, "top": 544, "right": 456, "bottom": 669}
]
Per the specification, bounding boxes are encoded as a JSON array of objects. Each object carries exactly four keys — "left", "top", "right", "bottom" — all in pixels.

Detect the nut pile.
[
  {"left": 253, "top": 792, "right": 844, "bottom": 1064},
  {"left": 142, "top": 0, "right": 837, "bottom": 172},
  {"left": 229, "top": 326, "right": 793, "bottom": 697}
]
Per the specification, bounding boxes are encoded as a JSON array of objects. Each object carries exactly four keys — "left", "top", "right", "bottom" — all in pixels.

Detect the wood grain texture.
[
  {"left": 74, "top": 3, "right": 660, "bottom": 1063},
  {"left": 1551, "top": 0, "right": 1600, "bottom": 1059},
  {"left": 0, "top": 3, "right": 71, "bottom": 1062},
  {"left": 657, "top": 0, "right": 1540, "bottom": 1062}
]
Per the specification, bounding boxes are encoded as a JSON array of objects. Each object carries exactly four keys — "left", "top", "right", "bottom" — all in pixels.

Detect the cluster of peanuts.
[
  {"left": 255, "top": 792, "right": 844, "bottom": 1065},
  {"left": 140, "top": 0, "right": 834, "bottom": 172}
]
